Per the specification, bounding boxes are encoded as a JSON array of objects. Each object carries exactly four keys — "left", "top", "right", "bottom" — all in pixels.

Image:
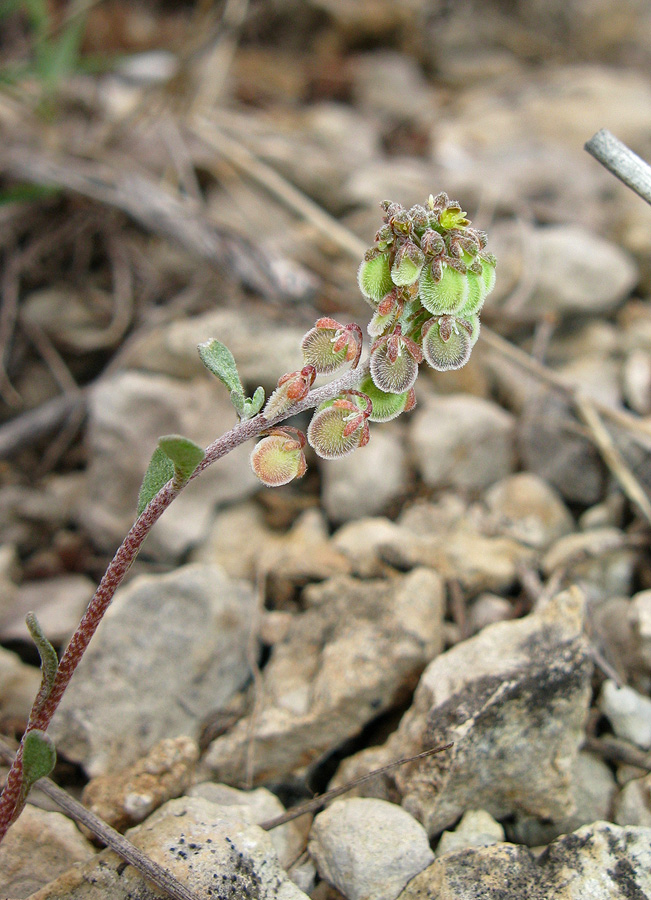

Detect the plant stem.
[{"left": 0, "top": 359, "right": 367, "bottom": 843}]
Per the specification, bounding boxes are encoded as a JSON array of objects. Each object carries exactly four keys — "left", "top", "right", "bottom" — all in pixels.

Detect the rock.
[
  {"left": 0, "top": 804, "right": 95, "bottom": 898},
  {"left": 50, "top": 564, "right": 256, "bottom": 776},
  {"left": 351, "top": 51, "right": 434, "bottom": 123},
  {"left": 409, "top": 394, "right": 516, "bottom": 493},
  {"left": 330, "top": 517, "right": 406, "bottom": 578},
  {"left": 188, "top": 783, "right": 306, "bottom": 870},
  {"left": 81, "top": 736, "right": 199, "bottom": 831},
  {"left": 518, "top": 394, "right": 605, "bottom": 505},
  {"left": 191, "top": 501, "right": 280, "bottom": 580},
  {"left": 396, "top": 821, "right": 651, "bottom": 900},
  {"left": 599, "top": 680, "right": 651, "bottom": 750},
  {"left": 614, "top": 775, "right": 651, "bottom": 828},
  {"left": 527, "top": 225, "right": 638, "bottom": 316},
  {"left": 28, "top": 796, "right": 309, "bottom": 900},
  {"left": 309, "top": 798, "right": 434, "bottom": 900},
  {"left": 118, "top": 308, "right": 306, "bottom": 390},
  {"left": 482, "top": 473, "right": 573, "bottom": 549},
  {"left": 80, "top": 371, "right": 257, "bottom": 558},
  {"left": 321, "top": 425, "right": 410, "bottom": 524},
  {"left": 542, "top": 528, "right": 635, "bottom": 606},
  {"left": 578, "top": 491, "right": 626, "bottom": 530},
  {"left": 467, "top": 594, "right": 513, "bottom": 635},
  {"left": 0, "top": 574, "right": 95, "bottom": 646},
  {"left": 0, "top": 645, "right": 42, "bottom": 728},
  {"left": 333, "top": 588, "right": 591, "bottom": 836},
  {"left": 590, "top": 596, "right": 638, "bottom": 681},
  {"left": 510, "top": 750, "right": 616, "bottom": 846},
  {"left": 623, "top": 348, "right": 651, "bottom": 415},
  {"left": 436, "top": 809, "right": 504, "bottom": 857},
  {"left": 199, "top": 568, "right": 445, "bottom": 785},
  {"left": 630, "top": 589, "right": 651, "bottom": 671},
  {"left": 555, "top": 354, "right": 622, "bottom": 408}
]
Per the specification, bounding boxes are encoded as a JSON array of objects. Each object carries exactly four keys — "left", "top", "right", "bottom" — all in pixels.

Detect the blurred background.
[{"left": 0, "top": 0, "right": 651, "bottom": 625}]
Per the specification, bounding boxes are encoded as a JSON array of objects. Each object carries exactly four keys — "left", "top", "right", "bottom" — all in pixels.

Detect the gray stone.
[
  {"left": 309, "top": 798, "right": 434, "bottom": 900},
  {"left": 630, "top": 589, "right": 651, "bottom": 671},
  {"left": 0, "top": 645, "right": 42, "bottom": 724},
  {"left": 199, "top": 568, "right": 445, "bottom": 785},
  {"left": 0, "top": 804, "right": 95, "bottom": 898},
  {"left": 623, "top": 349, "right": 651, "bottom": 415},
  {"left": 50, "top": 564, "right": 256, "bottom": 776},
  {"left": 542, "top": 527, "right": 635, "bottom": 606},
  {"left": 0, "top": 574, "right": 95, "bottom": 646},
  {"left": 397, "top": 821, "right": 651, "bottom": 900},
  {"left": 467, "top": 594, "right": 513, "bottom": 635},
  {"left": 334, "top": 588, "right": 591, "bottom": 836},
  {"left": 409, "top": 394, "right": 516, "bottom": 493},
  {"left": 599, "top": 680, "right": 651, "bottom": 750},
  {"left": 614, "top": 775, "right": 651, "bottom": 828},
  {"left": 528, "top": 225, "right": 638, "bottom": 316},
  {"left": 321, "top": 425, "right": 410, "bottom": 524},
  {"left": 510, "top": 750, "right": 616, "bottom": 845},
  {"left": 330, "top": 517, "right": 407, "bottom": 578},
  {"left": 483, "top": 473, "right": 573, "bottom": 549},
  {"left": 80, "top": 370, "right": 257, "bottom": 559},
  {"left": 188, "top": 783, "right": 306, "bottom": 870},
  {"left": 436, "top": 809, "right": 505, "bottom": 857},
  {"left": 27, "top": 796, "right": 308, "bottom": 900}
]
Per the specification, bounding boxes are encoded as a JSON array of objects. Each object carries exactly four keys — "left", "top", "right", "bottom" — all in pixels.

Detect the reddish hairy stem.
[{"left": 0, "top": 360, "right": 368, "bottom": 842}]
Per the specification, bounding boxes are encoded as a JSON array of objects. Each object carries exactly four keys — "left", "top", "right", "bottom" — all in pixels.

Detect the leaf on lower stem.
[
  {"left": 22, "top": 730, "right": 56, "bottom": 790},
  {"left": 25, "top": 612, "right": 58, "bottom": 715},
  {"left": 157, "top": 435, "right": 205, "bottom": 482},
  {"left": 137, "top": 446, "right": 175, "bottom": 515}
]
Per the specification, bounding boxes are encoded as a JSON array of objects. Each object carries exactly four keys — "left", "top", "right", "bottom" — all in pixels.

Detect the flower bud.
[
  {"left": 420, "top": 229, "right": 445, "bottom": 257},
  {"left": 391, "top": 240, "right": 425, "bottom": 287},
  {"left": 263, "top": 365, "right": 316, "bottom": 419},
  {"left": 422, "top": 315, "right": 472, "bottom": 371},
  {"left": 418, "top": 261, "right": 469, "bottom": 315},
  {"left": 307, "top": 392, "right": 371, "bottom": 460},
  {"left": 358, "top": 251, "right": 394, "bottom": 304},
  {"left": 251, "top": 428, "right": 307, "bottom": 487}
]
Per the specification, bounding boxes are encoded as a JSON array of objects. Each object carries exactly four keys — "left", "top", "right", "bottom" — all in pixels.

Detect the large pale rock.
[
  {"left": 309, "top": 798, "right": 434, "bottom": 900},
  {"left": 0, "top": 804, "right": 95, "bottom": 898},
  {"left": 82, "top": 736, "right": 199, "bottom": 831},
  {"left": 321, "top": 425, "right": 411, "bottom": 524},
  {"left": 50, "top": 564, "right": 256, "bottom": 776},
  {"left": 27, "top": 796, "right": 309, "bottom": 900},
  {"left": 409, "top": 394, "right": 516, "bottom": 493},
  {"left": 334, "top": 588, "right": 591, "bottom": 836},
  {"left": 199, "top": 568, "right": 445, "bottom": 785},
  {"left": 80, "top": 370, "right": 257, "bottom": 558},
  {"left": 482, "top": 473, "right": 573, "bottom": 549},
  {"left": 614, "top": 775, "right": 651, "bottom": 828},
  {"left": 397, "top": 822, "right": 651, "bottom": 900},
  {"left": 0, "top": 574, "right": 95, "bottom": 646}
]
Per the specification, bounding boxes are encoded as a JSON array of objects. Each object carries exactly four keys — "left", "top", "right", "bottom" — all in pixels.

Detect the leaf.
[
  {"left": 241, "top": 386, "right": 265, "bottom": 420},
  {"left": 157, "top": 434, "right": 205, "bottom": 482},
  {"left": 22, "top": 730, "right": 56, "bottom": 789},
  {"left": 26, "top": 612, "right": 58, "bottom": 716},
  {"left": 198, "top": 339, "right": 245, "bottom": 400},
  {"left": 137, "top": 446, "right": 174, "bottom": 515}
]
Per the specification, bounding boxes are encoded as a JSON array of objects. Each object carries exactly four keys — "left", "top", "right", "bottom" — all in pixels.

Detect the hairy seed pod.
[
  {"left": 422, "top": 315, "right": 472, "bottom": 371},
  {"left": 308, "top": 398, "right": 370, "bottom": 459},
  {"left": 251, "top": 431, "right": 307, "bottom": 487},
  {"left": 418, "top": 262, "right": 469, "bottom": 315},
  {"left": 370, "top": 338, "right": 419, "bottom": 394},
  {"left": 358, "top": 375, "right": 414, "bottom": 422},
  {"left": 391, "top": 241, "right": 425, "bottom": 286},
  {"left": 358, "top": 252, "right": 394, "bottom": 303},
  {"left": 301, "top": 325, "right": 348, "bottom": 374}
]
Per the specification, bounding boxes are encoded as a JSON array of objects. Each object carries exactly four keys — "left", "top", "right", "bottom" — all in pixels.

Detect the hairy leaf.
[
  {"left": 198, "top": 339, "right": 245, "bottom": 400},
  {"left": 157, "top": 434, "right": 205, "bottom": 482},
  {"left": 26, "top": 612, "right": 58, "bottom": 716},
  {"left": 22, "top": 730, "right": 56, "bottom": 789},
  {"left": 137, "top": 446, "right": 174, "bottom": 515}
]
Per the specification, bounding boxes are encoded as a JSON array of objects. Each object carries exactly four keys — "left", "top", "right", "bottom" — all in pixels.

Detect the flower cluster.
[{"left": 250, "top": 193, "right": 496, "bottom": 485}]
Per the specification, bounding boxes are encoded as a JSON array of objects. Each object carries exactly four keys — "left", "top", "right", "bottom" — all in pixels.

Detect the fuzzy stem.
[{"left": 0, "top": 359, "right": 368, "bottom": 843}]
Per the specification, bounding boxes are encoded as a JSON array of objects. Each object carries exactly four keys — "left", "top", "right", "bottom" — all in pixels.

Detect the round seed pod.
[
  {"left": 391, "top": 241, "right": 425, "bottom": 287},
  {"left": 422, "top": 316, "right": 472, "bottom": 371},
  {"left": 307, "top": 404, "right": 366, "bottom": 460},
  {"left": 251, "top": 434, "right": 306, "bottom": 487},
  {"left": 301, "top": 326, "right": 348, "bottom": 374},
  {"left": 418, "top": 262, "right": 468, "bottom": 315},
  {"left": 358, "top": 375, "right": 412, "bottom": 422},
  {"left": 370, "top": 340, "right": 419, "bottom": 394},
  {"left": 358, "top": 253, "right": 394, "bottom": 303}
]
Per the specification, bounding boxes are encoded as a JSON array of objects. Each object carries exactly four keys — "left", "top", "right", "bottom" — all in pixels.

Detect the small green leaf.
[
  {"left": 26, "top": 613, "right": 58, "bottom": 716},
  {"left": 137, "top": 446, "right": 175, "bottom": 515},
  {"left": 230, "top": 391, "right": 245, "bottom": 415},
  {"left": 244, "top": 386, "right": 265, "bottom": 419},
  {"left": 157, "top": 435, "right": 205, "bottom": 482},
  {"left": 198, "top": 340, "right": 245, "bottom": 400},
  {"left": 22, "top": 730, "right": 56, "bottom": 789}
]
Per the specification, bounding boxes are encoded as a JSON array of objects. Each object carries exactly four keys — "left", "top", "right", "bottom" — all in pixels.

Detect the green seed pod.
[
  {"left": 391, "top": 241, "right": 425, "bottom": 287},
  {"left": 301, "top": 326, "right": 349, "bottom": 374},
  {"left": 419, "top": 262, "right": 469, "bottom": 315},
  {"left": 358, "top": 252, "right": 394, "bottom": 304},
  {"left": 370, "top": 340, "right": 419, "bottom": 394},
  {"left": 422, "top": 315, "right": 472, "bottom": 371},
  {"left": 465, "top": 314, "right": 481, "bottom": 346},
  {"left": 368, "top": 305, "right": 399, "bottom": 338},
  {"left": 358, "top": 374, "right": 413, "bottom": 422},
  {"left": 307, "top": 403, "right": 368, "bottom": 460},
  {"left": 251, "top": 433, "right": 307, "bottom": 487}
]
